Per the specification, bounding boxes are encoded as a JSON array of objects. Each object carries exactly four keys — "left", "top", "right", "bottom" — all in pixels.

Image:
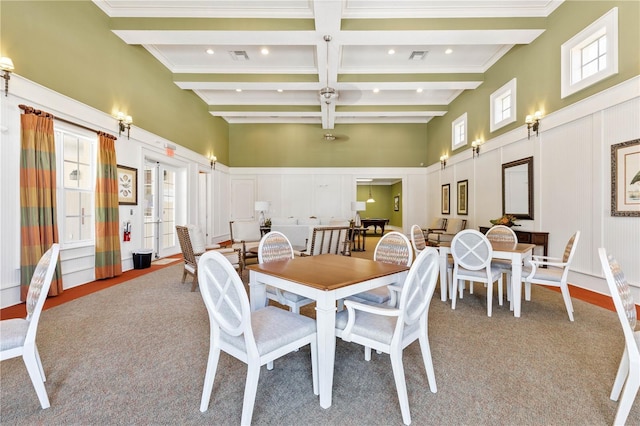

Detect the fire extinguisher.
[{"left": 123, "top": 221, "right": 131, "bottom": 241}]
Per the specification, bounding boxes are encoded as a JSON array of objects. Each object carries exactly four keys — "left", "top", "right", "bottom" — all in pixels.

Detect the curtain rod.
[{"left": 18, "top": 104, "right": 117, "bottom": 140}]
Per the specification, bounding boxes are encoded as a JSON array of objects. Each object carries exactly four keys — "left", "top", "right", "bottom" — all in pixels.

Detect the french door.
[{"left": 143, "top": 160, "right": 179, "bottom": 258}]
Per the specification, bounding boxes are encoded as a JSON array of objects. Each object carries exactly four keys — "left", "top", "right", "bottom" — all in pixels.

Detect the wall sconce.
[
  {"left": 440, "top": 154, "right": 448, "bottom": 169},
  {"left": 116, "top": 111, "right": 133, "bottom": 139},
  {"left": 525, "top": 111, "right": 543, "bottom": 139},
  {"left": 0, "top": 57, "right": 14, "bottom": 97},
  {"left": 210, "top": 155, "right": 217, "bottom": 170},
  {"left": 471, "top": 139, "right": 482, "bottom": 158}
]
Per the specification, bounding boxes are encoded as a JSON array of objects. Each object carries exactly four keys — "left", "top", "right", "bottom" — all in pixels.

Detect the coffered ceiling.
[{"left": 93, "top": 0, "right": 562, "bottom": 129}]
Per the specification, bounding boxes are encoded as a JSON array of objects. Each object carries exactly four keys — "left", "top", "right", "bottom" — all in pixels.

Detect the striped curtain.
[
  {"left": 19, "top": 109, "right": 63, "bottom": 300},
  {"left": 95, "top": 133, "right": 122, "bottom": 279}
]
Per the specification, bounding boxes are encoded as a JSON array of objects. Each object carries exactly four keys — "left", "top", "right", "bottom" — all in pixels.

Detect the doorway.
[{"left": 143, "top": 160, "right": 181, "bottom": 258}]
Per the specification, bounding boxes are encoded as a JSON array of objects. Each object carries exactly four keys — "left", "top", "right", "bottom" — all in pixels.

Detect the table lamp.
[
  {"left": 255, "top": 201, "right": 270, "bottom": 226},
  {"left": 351, "top": 201, "right": 366, "bottom": 227}
]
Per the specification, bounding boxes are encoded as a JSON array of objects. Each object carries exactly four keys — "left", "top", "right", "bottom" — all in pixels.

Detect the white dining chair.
[
  {"left": 486, "top": 224, "right": 518, "bottom": 306},
  {"left": 521, "top": 231, "right": 580, "bottom": 321},
  {"left": 0, "top": 243, "right": 60, "bottom": 409},
  {"left": 198, "top": 250, "right": 318, "bottom": 425},
  {"left": 351, "top": 231, "right": 413, "bottom": 306},
  {"left": 335, "top": 247, "right": 440, "bottom": 425},
  {"left": 258, "top": 231, "right": 314, "bottom": 314},
  {"left": 450, "top": 230, "right": 504, "bottom": 317},
  {"left": 598, "top": 248, "right": 639, "bottom": 426}
]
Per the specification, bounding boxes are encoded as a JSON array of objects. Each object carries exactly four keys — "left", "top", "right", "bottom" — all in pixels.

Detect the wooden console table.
[{"left": 479, "top": 226, "right": 549, "bottom": 257}]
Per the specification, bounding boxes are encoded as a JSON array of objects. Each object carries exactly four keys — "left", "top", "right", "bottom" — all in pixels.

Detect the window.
[
  {"left": 451, "top": 113, "right": 467, "bottom": 150},
  {"left": 490, "top": 78, "right": 517, "bottom": 132},
  {"left": 561, "top": 8, "right": 618, "bottom": 99},
  {"left": 57, "top": 128, "right": 95, "bottom": 245}
]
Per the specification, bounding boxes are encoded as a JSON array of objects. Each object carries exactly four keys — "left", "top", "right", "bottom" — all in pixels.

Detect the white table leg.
[
  {"left": 315, "top": 293, "right": 337, "bottom": 408},
  {"left": 511, "top": 253, "right": 523, "bottom": 317},
  {"left": 438, "top": 247, "right": 449, "bottom": 302},
  {"left": 248, "top": 270, "right": 267, "bottom": 312}
]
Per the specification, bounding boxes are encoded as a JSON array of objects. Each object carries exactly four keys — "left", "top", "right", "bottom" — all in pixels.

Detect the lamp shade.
[
  {"left": 254, "top": 201, "right": 269, "bottom": 212},
  {"left": 351, "top": 201, "right": 366, "bottom": 212}
]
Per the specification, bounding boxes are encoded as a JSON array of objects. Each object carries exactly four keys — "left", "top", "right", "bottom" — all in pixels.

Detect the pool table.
[{"left": 360, "top": 218, "right": 390, "bottom": 234}]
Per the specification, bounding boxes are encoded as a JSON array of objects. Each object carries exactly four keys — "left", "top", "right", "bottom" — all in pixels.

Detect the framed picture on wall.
[
  {"left": 611, "top": 139, "right": 640, "bottom": 217},
  {"left": 394, "top": 195, "right": 400, "bottom": 211},
  {"left": 441, "top": 184, "right": 450, "bottom": 215},
  {"left": 117, "top": 165, "right": 138, "bottom": 205},
  {"left": 457, "top": 180, "right": 468, "bottom": 215}
]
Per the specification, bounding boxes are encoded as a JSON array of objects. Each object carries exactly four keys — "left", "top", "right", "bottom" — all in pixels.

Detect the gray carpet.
[{"left": 1, "top": 262, "right": 638, "bottom": 425}]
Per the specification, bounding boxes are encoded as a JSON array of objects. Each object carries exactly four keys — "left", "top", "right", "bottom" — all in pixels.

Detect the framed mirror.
[{"left": 502, "top": 156, "right": 533, "bottom": 219}]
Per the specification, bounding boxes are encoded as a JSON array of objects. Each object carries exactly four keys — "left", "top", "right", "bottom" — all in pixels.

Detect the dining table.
[
  {"left": 247, "top": 254, "right": 409, "bottom": 409},
  {"left": 438, "top": 241, "right": 535, "bottom": 317}
]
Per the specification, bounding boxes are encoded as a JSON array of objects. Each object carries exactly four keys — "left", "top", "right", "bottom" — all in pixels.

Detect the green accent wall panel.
[
  {"left": 1, "top": 0, "right": 229, "bottom": 162},
  {"left": 426, "top": 1, "right": 640, "bottom": 166},
  {"left": 229, "top": 123, "right": 428, "bottom": 167}
]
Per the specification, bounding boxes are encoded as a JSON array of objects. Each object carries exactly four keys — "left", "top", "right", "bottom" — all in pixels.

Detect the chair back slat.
[
  {"left": 411, "top": 224, "right": 426, "bottom": 252},
  {"left": 400, "top": 247, "right": 440, "bottom": 325},
  {"left": 307, "top": 226, "right": 351, "bottom": 256},
  {"left": 258, "top": 231, "right": 294, "bottom": 263},
  {"left": 176, "top": 225, "right": 197, "bottom": 268},
  {"left": 486, "top": 225, "right": 518, "bottom": 246},
  {"left": 199, "top": 251, "right": 252, "bottom": 338},
  {"left": 374, "top": 231, "right": 413, "bottom": 266},
  {"left": 451, "top": 230, "right": 492, "bottom": 270}
]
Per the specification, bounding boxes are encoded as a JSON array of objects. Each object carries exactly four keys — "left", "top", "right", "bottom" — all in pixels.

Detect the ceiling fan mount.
[{"left": 319, "top": 35, "right": 337, "bottom": 104}]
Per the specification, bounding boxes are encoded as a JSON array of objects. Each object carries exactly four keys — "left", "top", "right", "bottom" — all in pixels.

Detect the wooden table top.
[{"left": 247, "top": 254, "right": 409, "bottom": 291}]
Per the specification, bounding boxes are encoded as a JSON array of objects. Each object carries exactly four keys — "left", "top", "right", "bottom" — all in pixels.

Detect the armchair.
[
  {"left": 298, "top": 225, "right": 352, "bottom": 257},
  {"left": 229, "top": 220, "right": 262, "bottom": 267},
  {"left": 176, "top": 225, "right": 241, "bottom": 291},
  {"left": 426, "top": 218, "right": 467, "bottom": 247}
]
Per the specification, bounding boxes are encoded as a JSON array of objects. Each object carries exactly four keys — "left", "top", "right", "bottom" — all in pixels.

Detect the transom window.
[
  {"left": 490, "top": 78, "right": 517, "bottom": 132},
  {"left": 561, "top": 8, "right": 618, "bottom": 99},
  {"left": 451, "top": 113, "right": 467, "bottom": 150}
]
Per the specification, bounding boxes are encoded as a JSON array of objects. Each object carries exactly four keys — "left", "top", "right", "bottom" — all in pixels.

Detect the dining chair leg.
[
  {"left": 23, "top": 348, "right": 50, "bottom": 409},
  {"left": 200, "top": 345, "right": 221, "bottom": 412},
  {"left": 560, "top": 284, "right": 575, "bottom": 321},
  {"left": 310, "top": 338, "right": 319, "bottom": 396},
  {"left": 390, "top": 350, "right": 411, "bottom": 425},
  {"left": 241, "top": 362, "right": 261, "bottom": 426},
  {"left": 610, "top": 349, "right": 629, "bottom": 401},
  {"left": 418, "top": 333, "right": 437, "bottom": 393},
  {"left": 613, "top": 362, "right": 639, "bottom": 426}
]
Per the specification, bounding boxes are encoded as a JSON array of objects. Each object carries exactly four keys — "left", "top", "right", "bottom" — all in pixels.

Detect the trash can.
[{"left": 132, "top": 249, "right": 153, "bottom": 269}]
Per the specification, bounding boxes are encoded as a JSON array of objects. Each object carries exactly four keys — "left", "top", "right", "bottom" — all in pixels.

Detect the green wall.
[
  {"left": 229, "top": 123, "right": 428, "bottom": 167},
  {"left": 426, "top": 1, "right": 640, "bottom": 165},
  {"left": 0, "top": 0, "right": 229, "bottom": 162}
]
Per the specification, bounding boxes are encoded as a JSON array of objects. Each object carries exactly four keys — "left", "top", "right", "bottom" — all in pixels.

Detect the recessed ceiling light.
[
  {"left": 388, "top": 49, "right": 395, "bottom": 55},
  {"left": 205, "top": 48, "right": 214, "bottom": 55},
  {"left": 373, "top": 88, "right": 380, "bottom": 93},
  {"left": 236, "top": 88, "right": 242, "bottom": 92},
  {"left": 261, "top": 48, "right": 269, "bottom": 55},
  {"left": 416, "top": 88, "right": 423, "bottom": 93},
  {"left": 277, "top": 89, "right": 283, "bottom": 93},
  {"left": 445, "top": 48, "right": 453, "bottom": 54}
]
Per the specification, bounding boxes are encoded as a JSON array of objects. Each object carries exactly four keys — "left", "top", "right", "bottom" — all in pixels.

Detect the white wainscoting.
[{"left": 426, "top": 76, "right": 640, "bottom": 300}]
